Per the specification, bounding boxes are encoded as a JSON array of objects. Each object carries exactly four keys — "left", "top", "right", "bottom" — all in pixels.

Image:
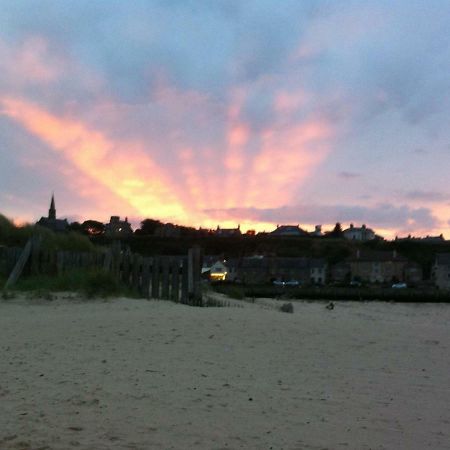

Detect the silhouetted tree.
[
  {"left": 81, "top": 220, "right": 105, "bottom": 236},
  {"left": 67, "top": 221, "right": 82, "bottom": 232},
  {"left": 135, "top": 218, "right": 164, "bottom": 235},
  {"left": 325, "top": 222, "right": 344, "bottom": 238}
]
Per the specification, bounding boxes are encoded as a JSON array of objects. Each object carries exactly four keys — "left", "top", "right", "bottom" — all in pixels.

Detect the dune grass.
[{"left": 2, "top": 269, "right": 138, "bottom": 299}]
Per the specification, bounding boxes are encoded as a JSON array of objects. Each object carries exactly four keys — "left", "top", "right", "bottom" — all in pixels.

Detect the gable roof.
[{"left": 270, "top": 225, "right": 309, "bottom": 236}]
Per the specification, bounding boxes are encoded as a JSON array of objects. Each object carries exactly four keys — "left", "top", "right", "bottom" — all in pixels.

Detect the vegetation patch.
[{"left": 5, "top": 269, "right": 137, "bottom": 299}]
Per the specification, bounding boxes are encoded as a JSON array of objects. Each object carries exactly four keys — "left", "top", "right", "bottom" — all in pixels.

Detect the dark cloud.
[
  {"left": 403, "top": 190, "right": 448, "bottom": 203},
  {"left": 338, "top": 171, "right": 360, "bottom": 180}
]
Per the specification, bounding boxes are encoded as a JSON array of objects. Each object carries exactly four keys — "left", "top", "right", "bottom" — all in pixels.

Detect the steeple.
[{"left": 48, "top": 193, "right": 56, "bottom": 220}]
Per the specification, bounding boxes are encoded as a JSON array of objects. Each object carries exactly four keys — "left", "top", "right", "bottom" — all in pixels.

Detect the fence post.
[
  {"left": 151, "top": 257, "right": 160, "bottom": 299},
  {"left": 161, "top": 257, "right": 170, "bottom": 299},
  {"left": 140, "top": 258, "right": 151, "bottom": 298},
  {"left": 4, "top": 239, "right": 33, "bottom": 289},
  {"left": 181, "top": 257, "right": 188, "bottom": 304},
  {"left": 131, "top": 253, "right": 141, "bottom": 293},
  {"left": 30, "top": 235, "right": 42, "bottom": 275},
  {"left": 110, "top": 241, "right": 121, "bottom": 278},
  {"left": 171, "top": 258, "right": 180, "bottom": 303},
  {"left": 122, "top": 250, "right": 131, "bottom": 285},
  {"left": 188, "top": 247, "right": 202, "bottom": 306}
]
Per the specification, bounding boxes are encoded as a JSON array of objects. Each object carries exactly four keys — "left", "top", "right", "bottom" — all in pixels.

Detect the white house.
[{"left": 343, "top": 224, "right": 375, "bottom": 241}]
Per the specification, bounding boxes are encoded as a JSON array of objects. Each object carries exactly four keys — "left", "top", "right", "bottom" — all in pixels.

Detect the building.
[
  {"left": 310, "top": 225, "right": 323, "bottom": 237},
  {"left": 36, "top": 194, "right": 68, "bottom": 232},
  {"left": 395, "top": 234, "right": 445, "bottom": 244},
  {"left": 433, "top": 253, "right": 450, "bottom": 290},
  {"left": 215, "top": 225, "right": 242, "bottom": 237},
  {"left": 310, "top": 258, "right": 328, "bottom": 284},
  {"left": 231, "top": 256, "right": 311, "bottom": 284},
  {"left": 202, "top": 257, "right": 229, "bottom": 281},
  {"left": 104, "top": 216, "right": 133, "bottom": 236},
  {"left": 270, "top": 225, "right": 309, "bottom": 237},
  {"left": 348, "top": 249, "right": 408, "bottom": 284},
  {"left": 343, "top": 224, "right": 376, "bottom": 241}
]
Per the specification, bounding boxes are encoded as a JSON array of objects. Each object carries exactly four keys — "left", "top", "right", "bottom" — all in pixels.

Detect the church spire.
[{"left": 48, "top": 193, "right": 56, "bottom": 220}]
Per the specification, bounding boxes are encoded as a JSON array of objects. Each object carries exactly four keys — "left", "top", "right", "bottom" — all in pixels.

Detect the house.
[
  {"left": 237, "top": 256, "right": 271, "bottom": 284},
  {"left": 343, "top": 224, "right": 375, "bottom": 241},
  {"left": 330, "top": 261, "right": 351, "bottom": 283},
  {"left": 433, "top": 253, "right": 450, "bottom": 290},
  {"left": 104, "top": 216, "right": 133, "bottom": 236},
  {"left": 231, "top": 256, "right": 311, "bottom": 284},
  {"left": 272, "top": 257, "right": 310, "bottom": 283},
  {"left": 348, "top": 249, "right": 408, "bottom": 284},
  {"left": 310, "top": 258, "right": 328, "bottom": 285},
  {"left": 310, "top": 225, "right": 323, "bottom": 237},
  {"left": 404, "top": 261, "right": 423, "bottom": 285},
  {"left": 270, "top": 225, "right": 309, "bottom": 237},
  {"left": 215, "top": 225, "right": 242, "bottom": 237},
  {"left": 202, "top": 257, "right": 229, "bottom": 281},
  {"left": 36, "top": 194, "right": 68, "bottom": 233}
]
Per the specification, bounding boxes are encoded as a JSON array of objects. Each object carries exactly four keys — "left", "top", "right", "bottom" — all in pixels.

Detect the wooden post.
[
  {"left": 140, "top": 258, "right": 151, "bottom": 298},
  {"left": 171, "top": 258, "right": 180, "bottom": 303},
  {"left": 188, "top": 247, "right": 202, "bottom": 306},
  {"left": 161, "top": 257, "right": 170, "bottom": 299},
  {"left": 122, "top": 250, "right": 131, "bottom": 286},
  {"left": 103, "top": 249, "right": 112, "bottom": 272},
  {"left": 4, "top": 239, "right": 33, "bottom": 289},
  {"left": 181, "top": 257, "right": 189, "bottom": 304},
  {"left": 131, "top": 254, "right": 141, "bottom": 293},
  {"left": 30, "top": 235, "right": 42, "bottom": 275},
  {"left": 151, "top": 257, "right": 160, "bottom": 299},
  {"left": 110, "top": 241, "right": 121, "bottom": 278}
]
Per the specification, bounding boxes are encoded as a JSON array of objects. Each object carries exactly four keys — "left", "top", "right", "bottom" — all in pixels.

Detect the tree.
[
  {"left": 81, "top": 220, "right": 105, "bottom": 236},
  {"left": 135, "top": 218, "right": 164, "bottom": 235},
  {"left": 67, "top": 221, "right": 82, "bottom": 233},
  {"left": 326, "top": 222, "right": 344, "bottom": 238}
]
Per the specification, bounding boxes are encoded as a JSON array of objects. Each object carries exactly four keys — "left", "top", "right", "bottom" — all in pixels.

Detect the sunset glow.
[{"left": 1, "top": 2, "right": 450, "bottom": 239}]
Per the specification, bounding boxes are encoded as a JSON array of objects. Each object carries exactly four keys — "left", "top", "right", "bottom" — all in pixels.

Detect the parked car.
[
  {"left": 272, "top": 280, "right": 300, "bottom": 287},
  {"left": 392, "top": 282, "right": 407, "bottom": 289}
]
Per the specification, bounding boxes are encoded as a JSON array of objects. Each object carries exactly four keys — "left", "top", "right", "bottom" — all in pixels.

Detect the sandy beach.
[{"left": 1, "top": 294, "right": 449, "bottom": 450}]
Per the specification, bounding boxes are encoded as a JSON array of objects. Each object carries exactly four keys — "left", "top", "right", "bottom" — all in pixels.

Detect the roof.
[
  {"left": 36, "top": 217, "right": 68, "bottom": 232},
  {"left": 215, "top": 227, "right": 242, "bottom": 237},
  {"left": 270, "top": 225, "right": 309, "bottom": 236},
  {"left": 349, "top": 249, "right": 407, "bottom": 262}
]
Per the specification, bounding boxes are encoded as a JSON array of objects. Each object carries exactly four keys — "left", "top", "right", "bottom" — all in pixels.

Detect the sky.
[{"left": 1, "top": 0, "right": 450, "bottom": 239}]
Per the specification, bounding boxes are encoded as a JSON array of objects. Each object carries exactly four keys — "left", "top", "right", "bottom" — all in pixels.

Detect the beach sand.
[{"left": 0, "top": 294, "right": 449, "bottom": 450}]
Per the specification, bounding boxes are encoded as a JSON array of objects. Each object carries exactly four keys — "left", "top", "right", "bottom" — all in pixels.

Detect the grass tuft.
[{"left": 9, "top": 269, "right": 137, "bottom": 299}]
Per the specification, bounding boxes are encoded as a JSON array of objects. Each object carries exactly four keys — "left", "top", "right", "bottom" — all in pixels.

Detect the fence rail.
[{"left": 0, "top": 239, "right": 202, "bottom": 305}]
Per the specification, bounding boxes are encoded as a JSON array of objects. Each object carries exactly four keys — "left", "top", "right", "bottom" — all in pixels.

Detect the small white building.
[
  {"left": 343, "top": 224, "right": 375, "bottom": 241},
  {"left": 310, "top": 258, "right": 327, "bottom": 285},
  {"left": 202, "top": 258, "right": 229, "bottom": 281}
]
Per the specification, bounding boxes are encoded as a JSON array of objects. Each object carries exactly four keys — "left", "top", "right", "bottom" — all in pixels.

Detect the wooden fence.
[{"left": 0, "top": 239, "right": 203, "bottom": 306}]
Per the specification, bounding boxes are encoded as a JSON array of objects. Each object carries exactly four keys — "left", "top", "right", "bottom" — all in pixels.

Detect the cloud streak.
[{"left": 1, "top": 1, "right": 450, "bottom": 238}]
